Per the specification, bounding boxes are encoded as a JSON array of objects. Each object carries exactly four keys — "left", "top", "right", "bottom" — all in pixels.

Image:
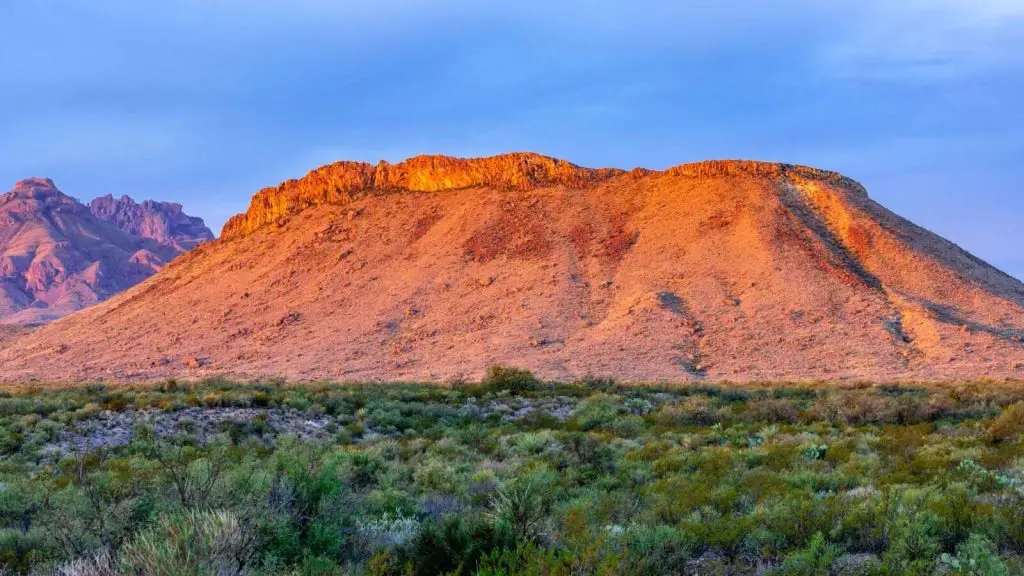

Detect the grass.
[{"left": 0, "top": 374, "right": 1022, "bottom": 574}]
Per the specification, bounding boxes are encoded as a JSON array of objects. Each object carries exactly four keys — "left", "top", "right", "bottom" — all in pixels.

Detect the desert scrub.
[
  {"left": 481, "top": 365, "right": 540, "bottom": 395},
  {"left": 0, "top": 379, "right": 1020, "bottom": 573}
]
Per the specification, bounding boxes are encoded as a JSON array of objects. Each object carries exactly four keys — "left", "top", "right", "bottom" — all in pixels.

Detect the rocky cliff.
[{"left": 221, "top": 153, "right": 623, "bottom": 239}]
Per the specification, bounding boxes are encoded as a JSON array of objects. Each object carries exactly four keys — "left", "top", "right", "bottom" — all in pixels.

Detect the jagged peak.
[
  {"left": 90, "top": 194, "right": 187, "bottom": 215},
  {"left": 221, "top": 154, "right": 867, "bottom": 240},
  {"left": 89, "top": 194, "right": 139, "bottom": 207}
]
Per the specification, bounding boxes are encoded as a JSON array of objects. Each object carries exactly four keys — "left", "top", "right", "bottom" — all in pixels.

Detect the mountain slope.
[
  {"left": 1, "top": 154, "right": 1021, "bottom": 382},
  {"left": 0, "top": 179, "right": 181, "bottom": 324},
  {"left": 89, "top": 194, "right": 214, "bottom": 250}
]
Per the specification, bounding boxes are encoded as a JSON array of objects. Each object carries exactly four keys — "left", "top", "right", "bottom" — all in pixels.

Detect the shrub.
[
  {"left": 883, "top": 508, "right": 943, "bottom": 575},
  {"left": 778, "top": 533, "right": 844, "bottom": 575},
  {"left": 118, "top": 509, "right": 257, "bottom": 575},
  {"left": 512, "top": 431, "right": 557, "bottom": 455},
  {"left": 486, "top": 481, "right": 547, "bottom": 544},
  {"left": 744, "top": 398, "right": 800, "bottom": 423},
  {"left": 940, "top": 534, "right": 1008, "bottom": 576},
  {"left": 611, "top": 415, "right": 646, "bottom": 438},
  {"left": 572, "top": 394, "right": 623, "bottom": 431},
  {"left": 352, "top": 511, "right": 422, "bottom": 560},
  {"left": 988, "top": 402, "right": 1024, "bottom": 444},
  {"left": 806, "top": 393, "right": 884, "bottom": 425},
  {"left": 622, "top": 525, "right": 698, "bottom": 575},
  {"left": 995, "top": 495, "right": 1024, "bottom": 553},
  {"left": 55, "top": 551, "right": 118, "bottom": 576},
  {"left": 579, "top": 374, "right": 617, "bottom": 392},
  {"left": 656, "top": 396, "right": 718, "bottom": 427},
  {"left": 481, "top": 365, "right": 539, "bottom": 395},
  {"left": 413, "top": 461, "right": 458, "bottom": 494},
  {"left": 395, "top": 516, "right": 507, "bottom": 576},
  {"left": 0, "top": 527, "right": 53, "bottom": 574}
]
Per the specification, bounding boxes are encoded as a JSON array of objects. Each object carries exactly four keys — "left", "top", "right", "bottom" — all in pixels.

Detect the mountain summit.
[
  {"left": 1, "top": 153, "right": 1021, "bottom": 381},
  {"left": 0, "top": 179, "right": 207, "bottom": 325}
]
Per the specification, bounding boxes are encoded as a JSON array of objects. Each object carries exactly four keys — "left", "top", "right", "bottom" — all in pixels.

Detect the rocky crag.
[{"left": 89, "top": 194, "right": 214, "bottom": 250}]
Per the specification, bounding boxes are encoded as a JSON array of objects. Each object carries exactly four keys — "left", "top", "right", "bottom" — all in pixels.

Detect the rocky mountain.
[
  {"left": 0, "top": 178, "right": 198, "bottom": 325},
  {"left": 89, "top": 194, "right": 214, "bottom": 250},
  {"left": 1, "top": 153, "right": 1021, "bottom": 382}
]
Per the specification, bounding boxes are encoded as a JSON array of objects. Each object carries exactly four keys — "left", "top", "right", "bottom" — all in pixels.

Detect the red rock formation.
[
  {"left": 1, "top": 154, "right": 1021, "bottom": 382},
  {"left": 0, "top": 179, "right": 180, "bottom": 324},
  {"left": 89, "top": 194, "right": 214, "bottom": 250},
  {"left": 222, "top": 153, "right": 623, "bottom": 239}
]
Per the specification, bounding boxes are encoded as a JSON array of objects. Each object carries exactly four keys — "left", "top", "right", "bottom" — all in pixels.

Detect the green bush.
[
  {"left": 572, "top": 394, "right": 623, "bottom": 431},
  {"left": 0, "top": 380, "right": 1019, "bottom": 574},
  {"left": 988, "top": 402, "right": 1024, "bottom": 444},
  {"left": 482, "top": 365, "right": 540, "bottom": 395},
  {"left": 778, "top": 533, "right": 844, "bottom": 576},
  {"left": 941, "top": 534, "right": 1008, "bottom": 576},
  {"left": 486, "top": 480, "right": 547, "bottom": 544},
  {"left": 622, "top": 525, "right": 698, "bottom": 575}
]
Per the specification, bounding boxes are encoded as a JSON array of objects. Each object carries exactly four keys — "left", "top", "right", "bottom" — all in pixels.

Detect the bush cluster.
[{"left": 0, "top": 374, "right": 1020, "bottom": 574}]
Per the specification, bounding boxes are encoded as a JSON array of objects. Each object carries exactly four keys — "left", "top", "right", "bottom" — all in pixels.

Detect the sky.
[{"left": 1, "top": 1, "right": 1022, "bottom": 279}]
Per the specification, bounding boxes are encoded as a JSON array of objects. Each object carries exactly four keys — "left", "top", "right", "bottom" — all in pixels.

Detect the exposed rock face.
[
  {"left": 0, "top": 179, "right": 180, "bottom": 324},
  {"left": 1, "top": 154, "right": 1021, "bottom": 382},
  {"left": 222, "top": 153, "right": 623, "bottom": 239},
  {"left": 89, "top": 194, "right": 214, "bottom": 250}
]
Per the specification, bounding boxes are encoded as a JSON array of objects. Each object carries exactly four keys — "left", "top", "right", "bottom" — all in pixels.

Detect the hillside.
[{"left": 1, "top": 153, "right": 1021, "bottom": 381}]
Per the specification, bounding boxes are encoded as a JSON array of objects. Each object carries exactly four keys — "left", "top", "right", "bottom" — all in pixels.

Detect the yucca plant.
[{"left": 486, "top": 481, "right": 546, "bottom": 545}]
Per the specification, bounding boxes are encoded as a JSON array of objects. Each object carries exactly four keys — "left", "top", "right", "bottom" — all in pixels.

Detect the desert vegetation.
[{"left": 0, "top": 373, "right": 1023, "bottom": 574}]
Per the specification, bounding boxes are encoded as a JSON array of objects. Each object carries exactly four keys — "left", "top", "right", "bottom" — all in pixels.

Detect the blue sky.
[{"left": 1, "top": 1, "right": 1022, "bottom": 278}]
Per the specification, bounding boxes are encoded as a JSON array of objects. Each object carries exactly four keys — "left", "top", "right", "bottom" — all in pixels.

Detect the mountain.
[
  {"left": 0, "top": 178, "right": 194, "bottom": 325},
  {"left": 1, "top": 153, "right": 1022, "bottom": 382},
  {"left": 89, "top": 194, "right": 214, "bottom": 251}
]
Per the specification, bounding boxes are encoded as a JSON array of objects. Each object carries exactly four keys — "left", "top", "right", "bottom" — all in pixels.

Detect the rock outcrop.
[
  {"left": 1, "top": 154, "right": 1021, "bottom": 381},
  {"left": 222, "top": 153, "right": 623, "bottom": 239},
  {"left": 89, "top": 194, "right": 214, "bottom": 250}
]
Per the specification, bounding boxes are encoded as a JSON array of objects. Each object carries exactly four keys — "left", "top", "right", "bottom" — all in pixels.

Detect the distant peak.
[
  {"left": 13, "top": 177, "right": 57, "bottom": 191},
  {"left": 6, "top": 178, "right": 74, "bottom": 203},
  {"left": 88, "top": 192, "right": 214, "bottom": 249}
]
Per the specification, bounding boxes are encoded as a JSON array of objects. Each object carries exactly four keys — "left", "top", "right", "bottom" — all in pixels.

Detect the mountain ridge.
[
  {"left": 221, "top": 153, "right": 868, "bottom": 240},
  {"left": 0, "top": 178, "right": 210, "bottom": 324},
  {"left": 89, "top": 193, "right": 214, "bottom": 250},
  {"left": 1, "top": 153, "right": 1021, "bottom": 382}
]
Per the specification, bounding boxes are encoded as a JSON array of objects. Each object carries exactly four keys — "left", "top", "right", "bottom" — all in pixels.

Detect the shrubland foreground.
[{"left": 1, "top": 372, "right": 1023, "bottom": 574}]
